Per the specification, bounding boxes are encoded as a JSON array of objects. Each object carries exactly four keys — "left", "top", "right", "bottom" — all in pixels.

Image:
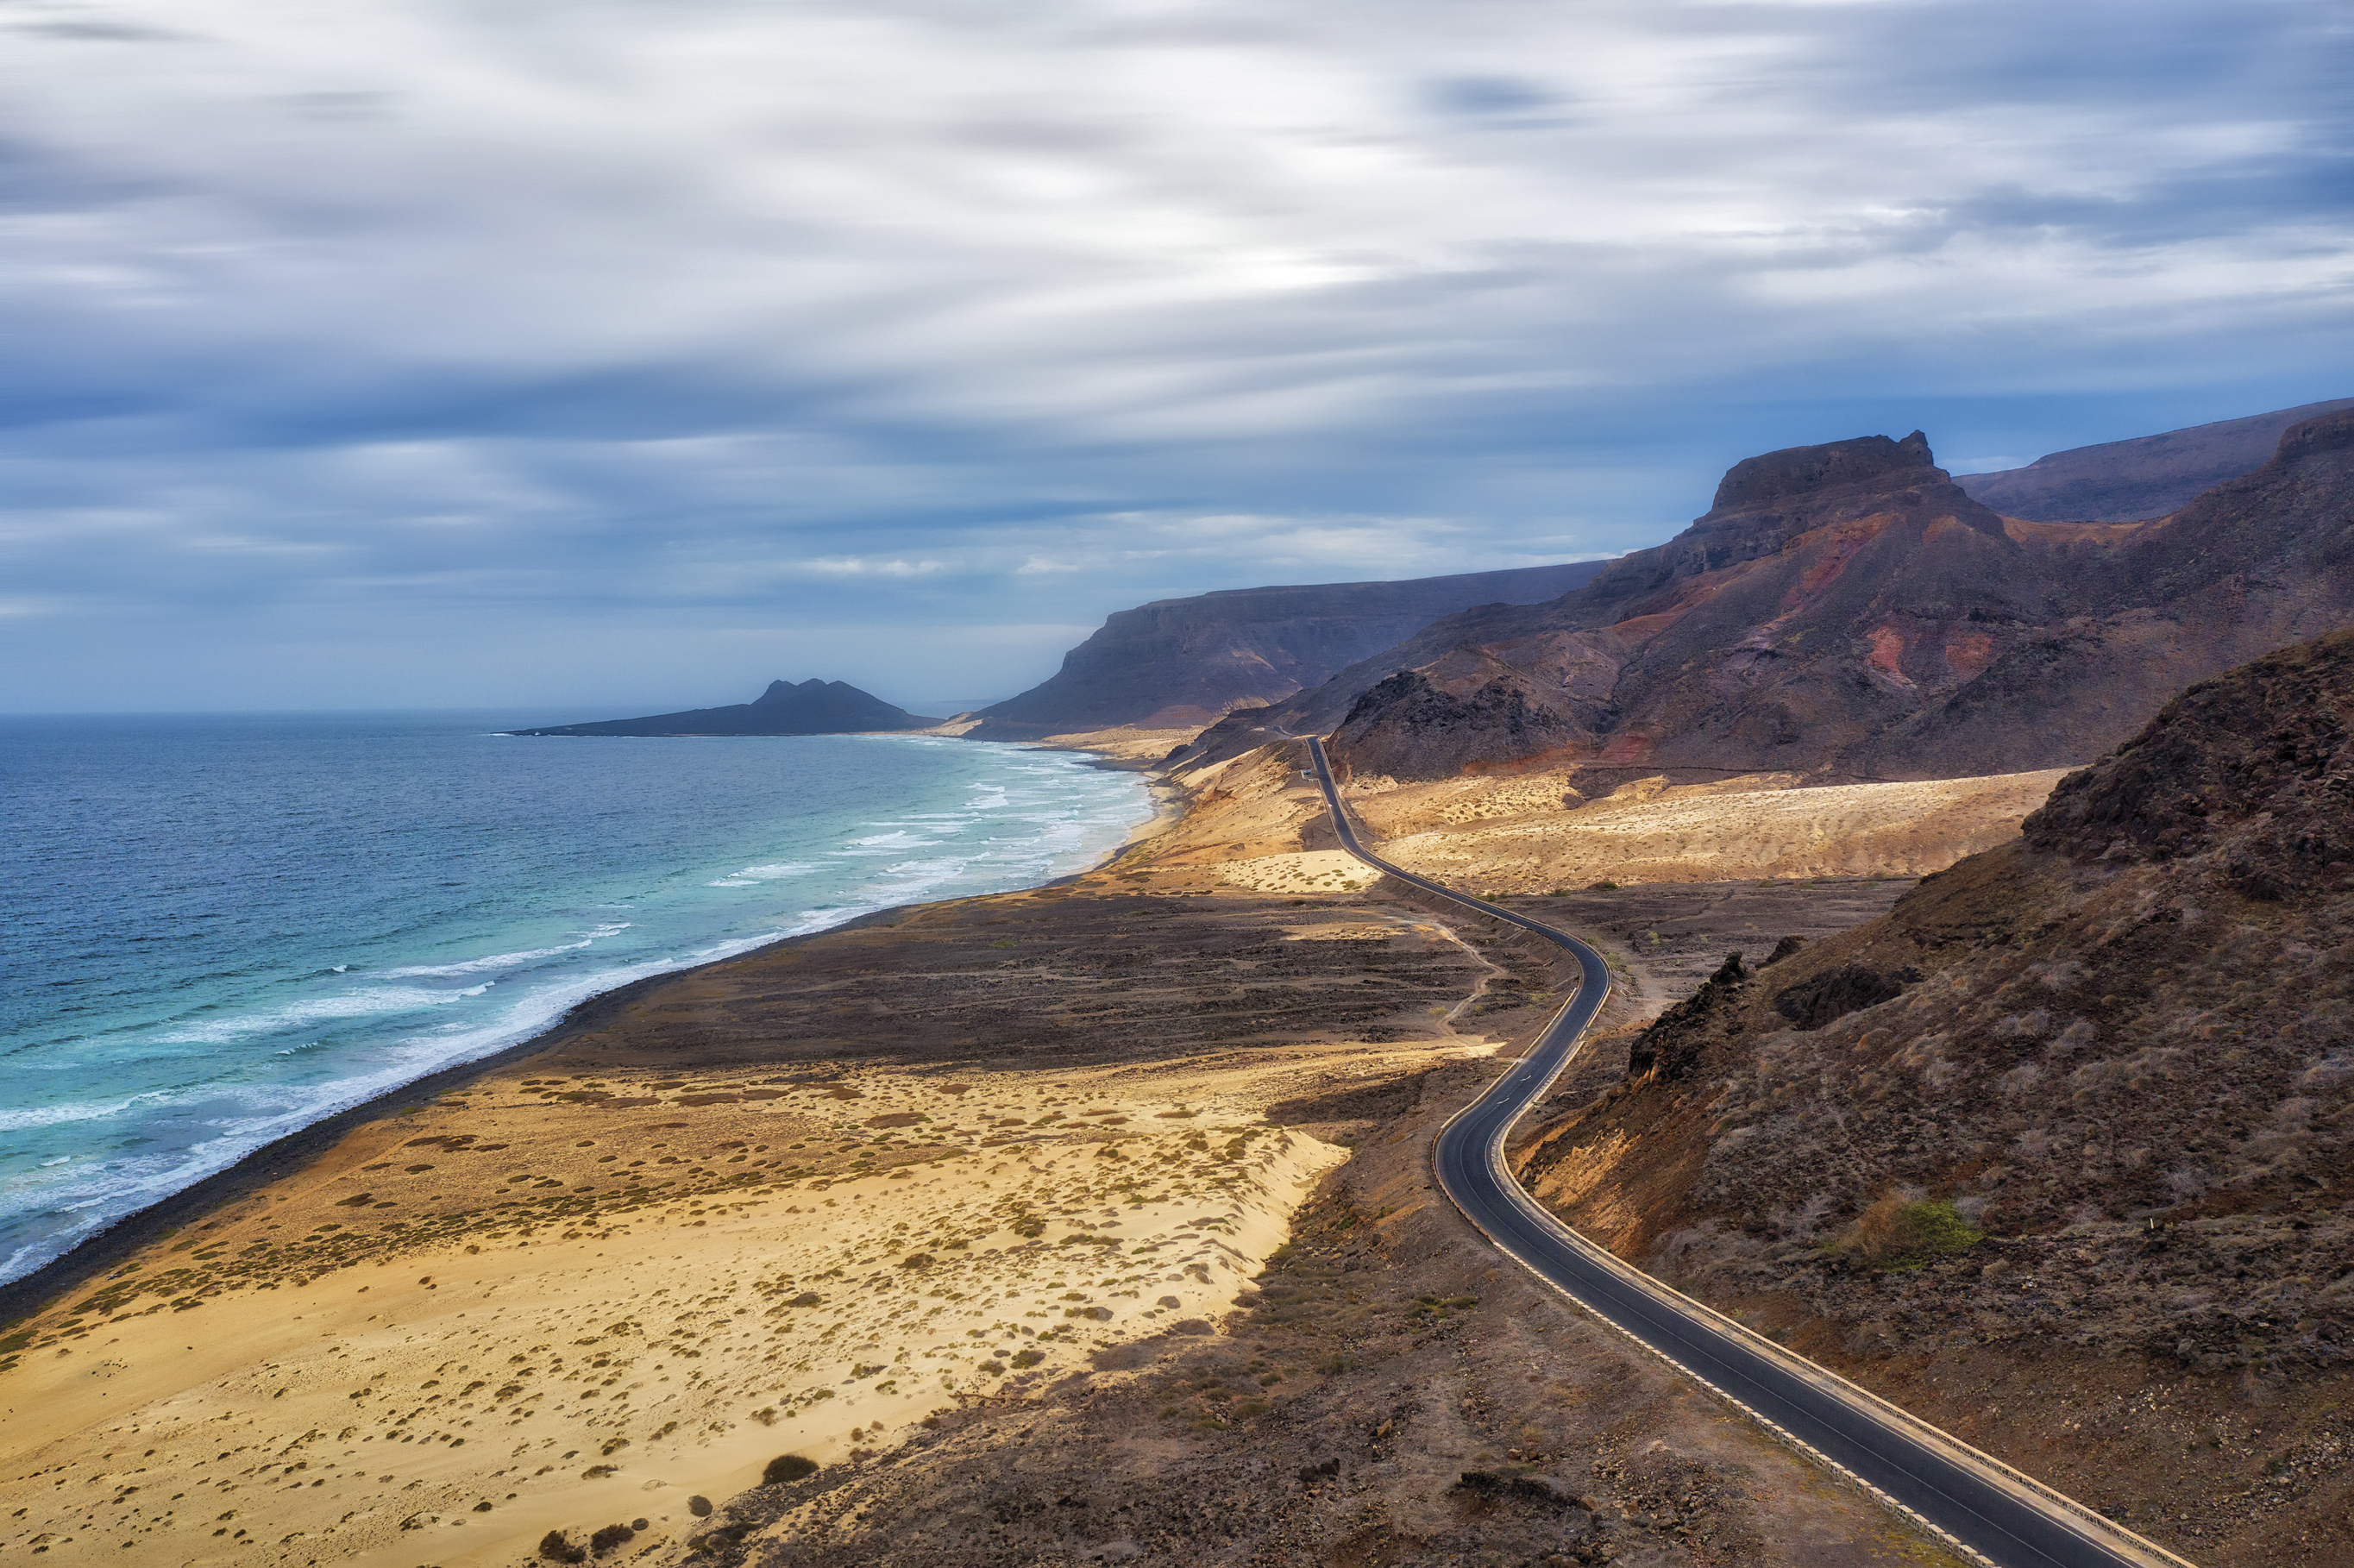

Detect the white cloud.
[
  {"left": 0, "top": 0, "right": 2347, "bottom": 708},
  {"left": 801, "top": 557, "right": 945, "bottom": 578}
]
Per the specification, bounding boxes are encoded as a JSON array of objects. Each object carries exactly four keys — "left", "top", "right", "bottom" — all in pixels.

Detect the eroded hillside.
[{"left": 1513, "top": 630, "right": 2354, "bottom": 1565}]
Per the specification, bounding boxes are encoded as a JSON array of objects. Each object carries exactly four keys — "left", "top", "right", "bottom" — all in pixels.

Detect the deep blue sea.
[{"left": 0, "top": 713, "right": 1152, "bottom": 1287}]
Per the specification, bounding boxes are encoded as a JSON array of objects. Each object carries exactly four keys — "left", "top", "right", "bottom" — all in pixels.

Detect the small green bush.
[{"left": 1835, "top": 1196, "right": 1984, "bottom": 1270}]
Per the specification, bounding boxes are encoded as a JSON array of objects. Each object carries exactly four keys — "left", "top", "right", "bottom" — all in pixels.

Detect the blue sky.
[{"left": 3, "top": 0, "right": 2349, "bottom": 713}]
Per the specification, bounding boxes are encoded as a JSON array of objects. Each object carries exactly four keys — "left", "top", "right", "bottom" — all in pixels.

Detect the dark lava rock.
[
  {"left": 1331, "top": 670, "right": 1582, "bottom": 781},
  {"left": 2024, "top": 624, "right": 2354, "bottom": 884},
  {"left": 1770, "top": 963, "right": 1917, "bottom": 1031},
  {"left": 1711, "top": 430, "right": 1935, "bottom": 511},
  {"left": 1625, "top": 951, "right": 1747, "bottom": 1083}
]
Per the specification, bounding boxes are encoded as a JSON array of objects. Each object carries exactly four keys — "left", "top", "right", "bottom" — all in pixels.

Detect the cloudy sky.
[{"left": 3, "top": 0, "right": 2348, "bottom": 713}]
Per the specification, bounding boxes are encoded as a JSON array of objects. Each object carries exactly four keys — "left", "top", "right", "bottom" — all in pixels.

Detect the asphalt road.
[{"left": 1301, "top": 738, "right": 2188, "bottom": 1568}]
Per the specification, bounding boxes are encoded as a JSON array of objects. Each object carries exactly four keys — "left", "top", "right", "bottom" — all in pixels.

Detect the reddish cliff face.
[{"left": 1306, "top": 408, "right": 2354, "bottom": 783}]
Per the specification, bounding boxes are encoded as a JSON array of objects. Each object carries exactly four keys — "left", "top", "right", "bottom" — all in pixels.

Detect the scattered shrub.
[
  {"left": 1009, "top": 1348, "right": 1045, "bottom": 1369},
  {"left": 537, "top": 1530, "right": 587, "bottom": 1565},
  {"left": 1587, "top": 880, "right": 1619, "bottom": 892},
  {"left": 687, "top": 1496, "right": 713, "bottom": 1518},
  {"left": 763, "top": 1453, "right": 819, "bottom": 1485},
  {"left": 588, "top": 1521, "right": 635, "bottom": 1555},
  {"left": 1453, "top": 1471, "right": 1574, "bottom": 1508}
]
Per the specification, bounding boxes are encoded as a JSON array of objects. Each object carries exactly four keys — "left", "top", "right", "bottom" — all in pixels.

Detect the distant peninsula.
[{"left": 508, "top": 678, "right": 940, "bottom": 737}]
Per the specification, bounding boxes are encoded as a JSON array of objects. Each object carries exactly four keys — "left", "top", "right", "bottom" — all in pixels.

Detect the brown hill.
[
  {"left": 1510, "top": 631, "right": 2354, "bottom": 1563},
  {"left": 966, "top": 561, "right": 1605, "bottom": 737},
  {"left": 1199, "top": 407, "right": 2354, "bottom": 785},
  {"left": 1955, "top": 396, "right": 2354, "bottom": 522}
]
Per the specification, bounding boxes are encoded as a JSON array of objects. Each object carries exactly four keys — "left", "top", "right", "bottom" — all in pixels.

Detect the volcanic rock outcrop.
[
  {"left": 1206, "top": 407, "right": 2354, "bottom": 784},
  {"left": 511, "top": 679, "right": 938, "bottom": 737}
]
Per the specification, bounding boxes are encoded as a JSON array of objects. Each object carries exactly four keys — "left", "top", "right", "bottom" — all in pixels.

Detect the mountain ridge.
[
  {"left": 1184, "top": 405, "right": 2354, "bottom": 787},
  {"left": 1955, "top": 395, "right": 2354, "bottom": 522},
  {"left": 969, "top": 561, "right": 1609, "bottom": 737}
]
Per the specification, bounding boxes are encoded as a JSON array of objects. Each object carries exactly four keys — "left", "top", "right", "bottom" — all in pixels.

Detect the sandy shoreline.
[
  {"left": 0, "top": 831, "right": 1546, "bottom": 1564},
  {"left": 0, "top": 731, "right": 1184, "bottom": 1332}
]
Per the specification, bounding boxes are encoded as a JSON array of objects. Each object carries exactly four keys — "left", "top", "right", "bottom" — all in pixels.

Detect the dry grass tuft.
[{"left": 1833, "top": 1195, "right": 1984, "bottom": 1270}]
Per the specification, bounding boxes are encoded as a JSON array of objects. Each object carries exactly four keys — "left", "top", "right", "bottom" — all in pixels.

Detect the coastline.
[
  {"left": 0, "top": 731, "right": 1172, "bottom": 1331},
  {"left": 0, "top": 900, "right": 926, "bottom": 1329},
  {"left": 0, "top": 731, "right": 2035, "bottom": 1568},
  {"left": 0, "top": 741, "right": 1580, "bottom": 1567}
]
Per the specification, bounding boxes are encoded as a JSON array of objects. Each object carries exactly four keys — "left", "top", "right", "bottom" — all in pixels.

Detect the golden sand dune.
[
  {"left": 1033, "top": 725, "right": 1202, "bottom": 762},
  {"left": 1350, "top": 767, "right": 2069, "bottom": 892}
]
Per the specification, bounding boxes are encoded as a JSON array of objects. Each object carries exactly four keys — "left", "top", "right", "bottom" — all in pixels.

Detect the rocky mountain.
[
  {"left": 1515, "top": 626, "right": 2354, "bottom": 1418},
  {"left": 510, "top": 679, "right": 937, "bottom": 737},
  {"left": 967, "top": 561, "right": 1607, "bottom": 738},
  {"left": 1192, "top": 406, "right": 2354, "bottom": 784},
  {"left": 1956, "top": 396, "right": 2354, "bottom": 522}
]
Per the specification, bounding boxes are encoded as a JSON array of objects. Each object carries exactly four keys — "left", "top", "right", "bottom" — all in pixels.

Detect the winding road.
[{"left": 1301, "top": 737, "right": 2191, "bottom": 1568}]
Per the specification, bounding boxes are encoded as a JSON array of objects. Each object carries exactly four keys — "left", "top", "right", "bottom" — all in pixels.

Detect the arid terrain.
[{"left": 1513, "top": 631, "right": 2354, "bottom": 1565}]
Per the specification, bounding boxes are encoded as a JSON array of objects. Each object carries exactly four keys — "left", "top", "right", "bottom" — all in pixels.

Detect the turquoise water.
[{"left": 0, "top": 714, "right": 1152, "bottom": 1286}]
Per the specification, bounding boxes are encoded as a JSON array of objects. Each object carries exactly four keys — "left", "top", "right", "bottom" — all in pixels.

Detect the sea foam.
[{"left": 0, "top": 722, "right": 1150, "bottom": 1288}]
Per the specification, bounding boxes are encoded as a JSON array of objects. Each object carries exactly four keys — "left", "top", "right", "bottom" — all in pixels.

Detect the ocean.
[{"left": 0, "top": 712, "right": 1152, "bottom": 1288}]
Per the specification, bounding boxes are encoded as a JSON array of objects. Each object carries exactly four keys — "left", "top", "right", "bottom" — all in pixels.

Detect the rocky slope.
[
  {"left": 969, "top": 561, "right": 1605, "bottom": 737},
  {"left": 1956, "top": 396, "right": 2354, "bottom": 522},
  {"left": 512, "top": 677, "right": 937, "bottom": 736},
  {"left": 1199, "top": 407, "right": 2354, "bottom": 785},
  {"left": 1508, "top": 631, "right": 2354, "bottom": 1565}
]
